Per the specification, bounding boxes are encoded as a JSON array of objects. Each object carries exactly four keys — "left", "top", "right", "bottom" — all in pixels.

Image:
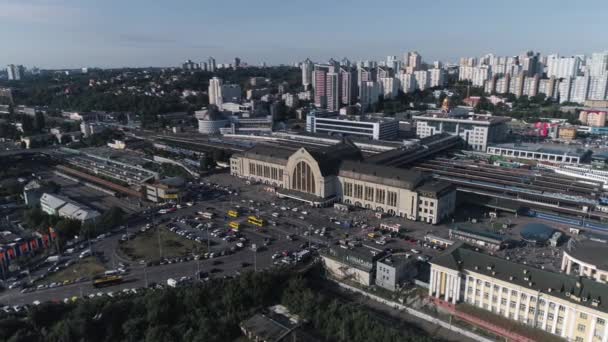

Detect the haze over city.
[{"left": 1, "top": 0, "right": 608, "bottom": 68}]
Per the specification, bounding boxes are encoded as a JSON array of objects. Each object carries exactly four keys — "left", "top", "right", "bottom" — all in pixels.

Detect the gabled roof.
[{"left": 432, "top": 244, "right": 608, "bottom": 314}]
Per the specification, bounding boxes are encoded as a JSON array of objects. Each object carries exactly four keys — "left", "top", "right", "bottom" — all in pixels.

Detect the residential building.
[
  {"left": 414, "top": 70, "right": 429, "bottom": 91},
  {"left": 6, "top": 64, "right": 23, "bottom": 81},
  {"left": 588, "top": 52, "right": 608, "bottom": 77},
  {"left": 579, "top": 110, "right": 608, "bottom": 127},
  {"left": 340, "top": 66, "right": 357, "bottom": 106},
  {"left": 399, "top": 72, "right": 417, "bottom": 93},
  {"left": 379, "top": 77, "right": 398, "bottom": 99},
  {"left": 413, "top": 112, "right": 510, "bottom": 151},
  {"left": 326, "top": 72, "right": 340, "bottom": 111},
  {"left": 208, "top": 77, "right": 223, "bottom": 107},
  {"left": 429, "top": 244, "right": 608, "bottom": 342},
  {"left": 547, "top": 55, "right": 581, "bottom": 78},
  {"left": 301, "top": 58, "right": 313, "bottom": 89},
  {"left": 359, "top": 81, "right": 379, "bottom": 112},
  {"left": 207, "top": 56, "right": 216, "bottom": 72},
  {"left": 429, "top": 68, "right": 446, "bottom": 88}
]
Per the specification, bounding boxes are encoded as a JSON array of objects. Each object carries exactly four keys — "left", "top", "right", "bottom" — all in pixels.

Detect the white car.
[
  {"left": 236, "top": 242, "right": 244, "bottom": 248},
  {"left": 410, "top": 249, "right": 421, "bottom": 254}
]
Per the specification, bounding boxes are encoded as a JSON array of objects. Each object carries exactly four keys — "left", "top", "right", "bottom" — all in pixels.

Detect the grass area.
[
  {"left": 118, "top": 226, "right": 205, "bottom": 262},
  {"left": 39, "top": 257, "right": 106, "bottom": 285}
]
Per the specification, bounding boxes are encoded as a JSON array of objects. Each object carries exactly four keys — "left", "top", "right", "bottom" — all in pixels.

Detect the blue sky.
[{"left": 1, "top": 0, "right": 607, "bottom": 69}]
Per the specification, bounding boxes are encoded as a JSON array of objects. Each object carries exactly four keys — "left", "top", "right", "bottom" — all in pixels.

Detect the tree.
[{"left": 34, "top": 112, "right": 45, "bottom": 132}]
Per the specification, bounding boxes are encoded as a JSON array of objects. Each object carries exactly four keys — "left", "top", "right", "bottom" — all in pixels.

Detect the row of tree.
[{"left": 1, "top": 268, "right": 440, "bottom": 342}]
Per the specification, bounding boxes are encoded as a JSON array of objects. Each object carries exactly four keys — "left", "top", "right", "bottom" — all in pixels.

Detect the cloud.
[{"left": 0, "top": 1, "right": 80, "bottom": 24}]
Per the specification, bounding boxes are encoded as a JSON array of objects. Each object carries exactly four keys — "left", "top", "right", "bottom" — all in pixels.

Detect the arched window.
[{"left": 292, "top": 161, "right": 316, "bottom": 194}]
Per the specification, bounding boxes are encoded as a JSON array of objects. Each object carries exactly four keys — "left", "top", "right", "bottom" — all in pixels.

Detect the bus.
[
  {"left": 227, "top": 210, "right": 239, "bottom": 218},
  {"left": 229, "top": 221, "right": 240, "bottom": 231},
  {"left": 247, "top": 216, "right": 264, "bottom": 227},
  {"left": 93, "top": 275, "right": 123, "bottom": 288}
]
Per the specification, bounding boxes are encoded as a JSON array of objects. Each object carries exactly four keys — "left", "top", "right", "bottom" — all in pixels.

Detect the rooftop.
[
  {"left": 339, "top": 161, "right": 423, "bottom": 190},
  {"left": 489, "top": 142, "right": 590, "bottom": 157},
  {"left": 566, "top": 238, "right": 608, "bottom": 271},
  {"left": 413, "top": 112, "right": 511, "bottom": 124},
  {"left": 378, "top": 253, "right": 416, "bottom": 268},
  {"left": 432, "top": 244, "right": 608, "bottom": 314}
]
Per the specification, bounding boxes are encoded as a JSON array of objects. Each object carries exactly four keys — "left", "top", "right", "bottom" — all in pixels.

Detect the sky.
[{"left": 1, "top": 0, "right": 608, "bottom": 69}]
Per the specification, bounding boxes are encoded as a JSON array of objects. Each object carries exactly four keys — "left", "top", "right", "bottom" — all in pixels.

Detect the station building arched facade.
[{"left": 230, "top": 140, "right": 456, "bottom": 224}]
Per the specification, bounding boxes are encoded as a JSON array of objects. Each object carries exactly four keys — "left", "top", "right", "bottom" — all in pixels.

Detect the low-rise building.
[
  {"left": 559, "top": 126, "right": 578, "bottom": 141},
  {"left": 40, "top": 193, "right": 100, "bottom": 222},
  {"left": 375, "top": 253, "right": 418, "bottom": 291},
  {"left": 486, "top": 142, "right": 590, "bottom": 164},
  {"left": 145, "top": 177, "right": 185, "bottom": 203},
  {"left": 430, "top": 244, "right": 608, "bottom": 342},
  {"left": 320, "top": 245, "right": 385, "bottom": 286},
  {"left": 449, "top": 226, "right": 506, "bottom": 251},
  {"left": 306, "top": 112, "right": 399, "bottom": 140}
]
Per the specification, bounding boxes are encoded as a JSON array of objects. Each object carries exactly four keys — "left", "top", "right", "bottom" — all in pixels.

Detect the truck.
[{"left": 167, "top": 278, "right": 178, "bottom": 288}]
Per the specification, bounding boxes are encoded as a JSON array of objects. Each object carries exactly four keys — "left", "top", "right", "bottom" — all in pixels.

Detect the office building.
[
  {"left": 429, "top": 244, "right": 608, "bottom": 342},
  {"left": 413, "top": 112, "right": 510, "bottom": 151},
  {"left": 229, "top": 140, "right": 456, "bottom": 224},
  {"left": 196, "top": 107, "right": 230, "bottom": 134},
  {"left": 306, "top": 112, "right": 398, "bottom": 140},
  {"left": 301, "top": 58, "right": 313, "bottom": 89}
]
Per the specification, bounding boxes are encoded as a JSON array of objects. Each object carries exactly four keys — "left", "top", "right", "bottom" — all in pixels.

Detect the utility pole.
[{"left": 144, "top": 262, "right": 148, "bottom": 288}]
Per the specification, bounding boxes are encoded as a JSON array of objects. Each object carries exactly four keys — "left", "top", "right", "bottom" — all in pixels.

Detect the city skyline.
[{"left": 1, "top": 0, "right": 608, "bottom": 69}]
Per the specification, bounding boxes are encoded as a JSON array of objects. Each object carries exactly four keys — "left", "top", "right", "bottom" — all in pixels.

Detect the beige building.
[
  {"left": 430, "top": 245, "right": 608, "bottom": 342},
  {"left": 230, "top": 140, "right": 456, "bottom": 224},
  {"left": 561, "top": 239, "right": 608, "bottom": 284},
  {"left": 579, "top": 110, "right": 608, "bottom": 127},
  {"left": 559, "top": 127, "right": 578, "bottom": 141}
]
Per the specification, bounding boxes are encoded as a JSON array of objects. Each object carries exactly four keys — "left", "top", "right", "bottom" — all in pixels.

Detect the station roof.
[
  {"left": 338, "top": 161, "right": 423, "bottom": 190},
  {"left": 567, "top": 238, "right": 608, "bottom": 271},
  {"left": 489, "top": 143, "right": 590, "bottom": 158}
]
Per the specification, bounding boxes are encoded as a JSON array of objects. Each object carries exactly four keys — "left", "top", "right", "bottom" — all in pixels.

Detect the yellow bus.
[
  {"left": 228, "top": 210, "right": 239, "bottom": 218},
  {"left": 93, "top": 275, "right": 123, "bottom": 288},
  {"left": 229, "top": 221, "right": 240, "bottom": 231},
  {"left": 247, "top": 216, "right": 264, "bottom": 227}
]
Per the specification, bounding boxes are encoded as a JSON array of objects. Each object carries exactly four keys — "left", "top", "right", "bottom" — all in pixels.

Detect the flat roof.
[
  {"left": 413, "top": 113, "right": 511, "bottom": 124},
  {"left": 339, "top": 161, "right": 423, "bottom": 190},
  {"left": 567, "top": 238, "right": 608, "bottom": 271},
  {"left": 489, "top": 143, "right": 590, "bottom": 157}
]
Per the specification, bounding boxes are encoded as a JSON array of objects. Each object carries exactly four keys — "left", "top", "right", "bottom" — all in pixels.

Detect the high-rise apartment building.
[
  {"left": 379, "top": 77, "right": 398, "bottom": 99},
  {"left": 546, "top": 55, "right": 580, "bottom": 78},
  {"left": 589, "top": 52, "right": 608, "bottom": 76},
  {"left": 399, "top": 73, "right": 417, "bottom": 93},
  {"left": 326, "top": 72, "right": 341, "bottom": 111},
  {"left": 429, "top": 68, "right": 446, "bottom": 88},
  {"left": 301, "top": 58, "right": 314, "bottom": 89},
  {"left": 6, "top": 64, "right": 23, "bottom": 81},
  {"left": 208, "top": 57, "right": 217, "bottom": 72},
  {"left": 359, "top": 81, "right": 379, "bottom": 112},
  {"left": 208, "top": 77, "right": 223, "bottom": 107},
  {"left": 413, "top": 70, "right": 429, "bottom": 91},
  {"left": 314, "top": 65, "right": 329, "bottom": 109},
  {"left": 340, "top": 66, "right": 357, "bottom": 106}
]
